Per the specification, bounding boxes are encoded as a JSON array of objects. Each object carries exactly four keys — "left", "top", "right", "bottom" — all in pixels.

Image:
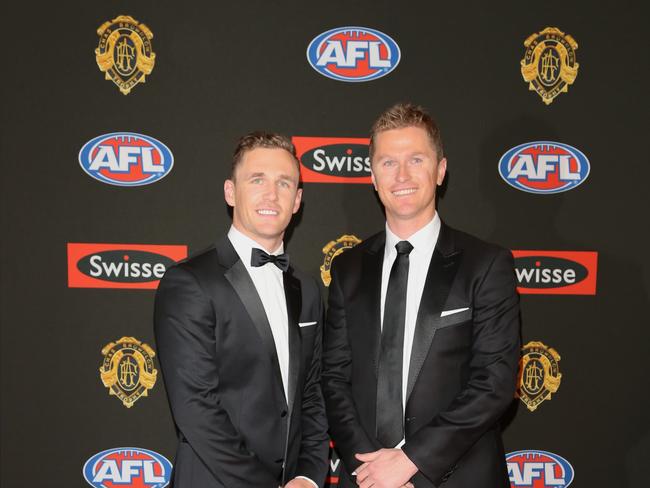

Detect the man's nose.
[
  {"left": 396, "top": 161, "right": 410, "bottom": 182},
  {"left": 264, "top": 183, "right": 279, "bottom": 200}
]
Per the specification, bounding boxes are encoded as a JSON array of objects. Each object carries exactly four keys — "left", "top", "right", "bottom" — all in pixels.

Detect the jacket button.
[{"left": 280, "top": 410, "right": 287, "bottom": 417}]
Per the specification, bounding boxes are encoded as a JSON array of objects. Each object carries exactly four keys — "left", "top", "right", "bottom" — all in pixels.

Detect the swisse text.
[
  {"left": 515, "top": 256, "right": 587, "bottom": 288},
  {"left": 302, "top": 143, "right": 371, "bottom": 176},
  {"left": 293, "top": 137, "right": 372, "bottom": 183},
  {"left": 512, "top": 250, "right": 598, "bottom": 295},
  {"left": 77, "top": 251, "right": 175, "bottom": 283},
  {"left": 312, "top": 149, "right": 370, "bottom": 173}
]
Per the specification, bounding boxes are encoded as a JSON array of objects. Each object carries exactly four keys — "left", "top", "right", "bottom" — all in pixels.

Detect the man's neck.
[
  {"left": 386, "top": 209, "right": 437, "bottom": 240},
  {"left": 231, "top": 223, "right": 283, "bottom": 254}
]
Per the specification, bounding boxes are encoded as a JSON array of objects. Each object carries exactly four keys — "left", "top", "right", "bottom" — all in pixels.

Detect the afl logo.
[
  {"left": 507, "top": 450, "right": 574, "bottom": 487},
  {"left": 307, "top": 26, "right": 400, "bottom": 82},
  {"left": 82, "top": 447, "right": 172, "bottom": 487},
  {"left": 498, "top": 141, "right": 589, "bottom": 194},
  {"left": 79, "top": 132, "right": 173, "bottom": 187}
]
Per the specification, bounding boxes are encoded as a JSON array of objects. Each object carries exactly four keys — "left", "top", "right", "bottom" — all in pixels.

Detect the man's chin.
[
  {"left": 252, "top": 224, "right": 288, "bottom": 241},
  {"left": 386, "top": 204, "right": 421, "bottom": 219}
]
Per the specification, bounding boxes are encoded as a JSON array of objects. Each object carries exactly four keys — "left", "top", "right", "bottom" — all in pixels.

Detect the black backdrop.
[{"left": 2, "top": 1, "right": 649, "bottom": 487}]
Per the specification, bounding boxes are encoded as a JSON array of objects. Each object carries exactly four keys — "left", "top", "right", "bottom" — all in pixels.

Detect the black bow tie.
[{"left": 250, "top": 248, "right": 290, "bottom": 272}]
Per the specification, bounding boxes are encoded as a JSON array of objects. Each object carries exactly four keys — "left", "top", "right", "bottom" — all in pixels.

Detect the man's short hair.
[
  {"left": 231, "top": 131, "right": 299, "bottom": 179},
  {"left": 369, "top": 102, "right": 444, "bottom": 161}
]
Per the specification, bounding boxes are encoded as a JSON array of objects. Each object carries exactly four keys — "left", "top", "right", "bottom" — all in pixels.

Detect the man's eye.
[
  {"left": 383, "top": 160, "right": 395, "bottom": 167},
  {"left": 251, "top": 178, "right": 263, "bottom": 184},
  {"left": 279, "top": 181, "right": 290, "bottom": 188},
  {"left": 412, "top": 157, "right": 422, "bottom": 164}
]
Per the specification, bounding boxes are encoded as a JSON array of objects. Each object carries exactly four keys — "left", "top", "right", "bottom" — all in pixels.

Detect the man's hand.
[
  {"left": 354, "top": 448, "right": 418, "bottom": 488},
  {"left": 284, "top": 477, "right": 317, "bottom": 488}
]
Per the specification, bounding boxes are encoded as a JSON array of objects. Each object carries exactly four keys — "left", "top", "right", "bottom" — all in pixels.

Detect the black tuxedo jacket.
[
  {"left": 322, "top": 223, "right": 520, "bottom": 487},
  {"left": 154, "top": 237, "right": 329, "bottom": 487}
]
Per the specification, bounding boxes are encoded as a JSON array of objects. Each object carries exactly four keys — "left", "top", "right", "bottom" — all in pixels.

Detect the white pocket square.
[
  {"left": 440, "top": 307, "right": 470, "bottom": 317},
  {"left": 298, "top": 321, "right": 317, "bottom": 327}
]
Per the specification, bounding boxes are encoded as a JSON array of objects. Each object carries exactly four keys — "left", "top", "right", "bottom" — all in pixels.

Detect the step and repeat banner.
[{"left": 2, "top": 1, "right": 649, "bottom": 487}]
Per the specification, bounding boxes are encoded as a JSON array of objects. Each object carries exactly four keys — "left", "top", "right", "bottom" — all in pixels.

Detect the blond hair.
[{"left": 369, "top": 103, "right": 444, "bottom": 161}]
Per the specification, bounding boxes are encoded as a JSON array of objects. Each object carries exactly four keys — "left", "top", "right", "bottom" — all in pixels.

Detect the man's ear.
[
  {"left": 292, "top": 188, "right": 303, "bottom": 214},
  {"left": 437, "top": 158, "right": 447, "bottom": 186},
  {"left": 370, "top": 169, "right": 378, "bottom": 191},
  {"left": 224, "top": 179, "right": 235, "bottom": 206}
]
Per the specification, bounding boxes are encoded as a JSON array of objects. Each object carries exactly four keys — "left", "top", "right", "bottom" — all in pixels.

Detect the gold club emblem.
[
  {"left": 516, "top": 341, "right": 562, "bottom": 412},
  {"left": 320, "top": 234, "right": 362, "bottom": 286},
  {"left": 520, "top": 27, "right": 579, "bottom": 105},
  {"left": 100, "top": 336, "right": 158, "bottom": 408},
  {"left": 95, "top": 15, "right": 156, "bottom": 95}
]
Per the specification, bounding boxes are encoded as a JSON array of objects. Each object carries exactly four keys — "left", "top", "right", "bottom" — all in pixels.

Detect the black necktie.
[
  {"left": 376, "top": 240, "right": 413, "bottom": 447},
  {"left": 250, "top": 248, "right": 290, "bottom": 272}
]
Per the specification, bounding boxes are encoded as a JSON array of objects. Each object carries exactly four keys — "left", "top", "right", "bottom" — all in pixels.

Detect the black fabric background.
[{"left": 1, "top": 1, "right": 648, "bottom": 486}]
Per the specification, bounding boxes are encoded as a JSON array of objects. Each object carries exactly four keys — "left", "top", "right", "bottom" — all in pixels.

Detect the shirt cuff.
[{"left": 295, "top": 476, "right": 318, "bottom": 488}]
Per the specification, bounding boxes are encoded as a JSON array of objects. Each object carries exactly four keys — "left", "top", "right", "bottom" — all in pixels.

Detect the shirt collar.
[
  {"left": 385, "top": 212, "right": 441, "bottom": 257},
  {"left": 228, "top": 225, "right": 284, "bottom": 269}
]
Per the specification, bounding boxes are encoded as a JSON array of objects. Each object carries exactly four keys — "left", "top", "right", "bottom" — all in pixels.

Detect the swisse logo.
[
  {"left": 307, "top": 26, "right": 400, "bottom": 82},
  {"left": 512, "top": 250, "right": 598, "bottom": 295},
  {"left": 68, "top": 243, "right": 187, "bottom": 289},
  {"left": 328, "top": 440, "right": 341, "bottom": 485},
  {"left": 293, "top": 137, "right": 371, "bottom": 183},
  {"left": 79, "top": 132, "right": 173, "bottom": 187},
  {"left": 82, "top": 447, "right": 172, "bottom": 488},
  {"left": 499, "top": 141, "right": 589, "bottom": 194},
  {"left": 507, "top": 450, "right": 574, "bottom": 487},
  {"left": 79, "top": 251, "right": 172, "bottom": 282}
]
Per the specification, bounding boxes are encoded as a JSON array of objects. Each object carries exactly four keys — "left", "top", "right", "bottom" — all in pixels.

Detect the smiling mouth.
[
  {"left": 257, "top": 209, "right": 279, "bottom": 216},
  {"left": 392, "top": 188, "right": 417, "bottom": 196}
]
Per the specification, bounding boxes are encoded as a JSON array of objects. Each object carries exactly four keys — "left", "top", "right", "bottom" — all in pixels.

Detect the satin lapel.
[
  {"left": 221, "top": 242, "right": 285, "bottom": 403},
  {"left": 361, "top": 233, "right": 385, "bottom": 375},
  {"left": 406, "top": 226, "right": 462, "bottom": 402},
  {"left": 283, "top": 269, "right": 302, "bottom": 414}
]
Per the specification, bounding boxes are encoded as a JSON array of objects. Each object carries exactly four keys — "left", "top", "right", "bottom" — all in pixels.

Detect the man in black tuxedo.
[
  {"left": 323, "top": 104, "right": 520, "bottom": 488},
  {"left": 155, "top": 132, "right": 328, "bottom": 487}
]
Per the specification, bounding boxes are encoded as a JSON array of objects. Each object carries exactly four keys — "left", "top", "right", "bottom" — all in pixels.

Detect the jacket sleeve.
[
  {"left": 322, "top": 262, "right": 381, "bottom": 477},
  {"left": 154, "top": 265, "right": 279, "bottom": 487},
  {"left": 402, "top": 248, "right": 521, "bottom": 485},
  {"left": 294, "top": 278, "right": 330, "bottom": 486}
]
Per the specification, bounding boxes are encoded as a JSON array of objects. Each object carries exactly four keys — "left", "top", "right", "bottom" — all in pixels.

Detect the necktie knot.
[
  {"left": 395, "top": 240, "right": 413, "bottom": 256},
  {"left": 250, "top": 248, "right": 290, "bottom": 272}
]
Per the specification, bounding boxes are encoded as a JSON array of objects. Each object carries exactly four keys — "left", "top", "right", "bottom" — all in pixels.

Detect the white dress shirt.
[
  {"left": 227, "top": 226, "right": 317, "bottom": 488},
  {"left": 380, "top": 213, "right": 441, "bottom": 446},
  {"left": 228, "top": 226, "right": 290, "bottom": 400}
]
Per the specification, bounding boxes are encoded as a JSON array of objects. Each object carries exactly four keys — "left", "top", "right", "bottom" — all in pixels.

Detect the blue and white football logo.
[
  {"left": 498, "top": 141, "right": 590, "bottom": 194},
  {"left": 82, "top": 447, "right": 172, "bottom": 487},
  {"left": 79, "top": 132, "right": 174, "bottom": 187},
  {"left": 507, "top": 450, "right": 574, "bottom": 487},
  {"left": 307, "top": 26, "right": 400, "bottom": 82}
]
